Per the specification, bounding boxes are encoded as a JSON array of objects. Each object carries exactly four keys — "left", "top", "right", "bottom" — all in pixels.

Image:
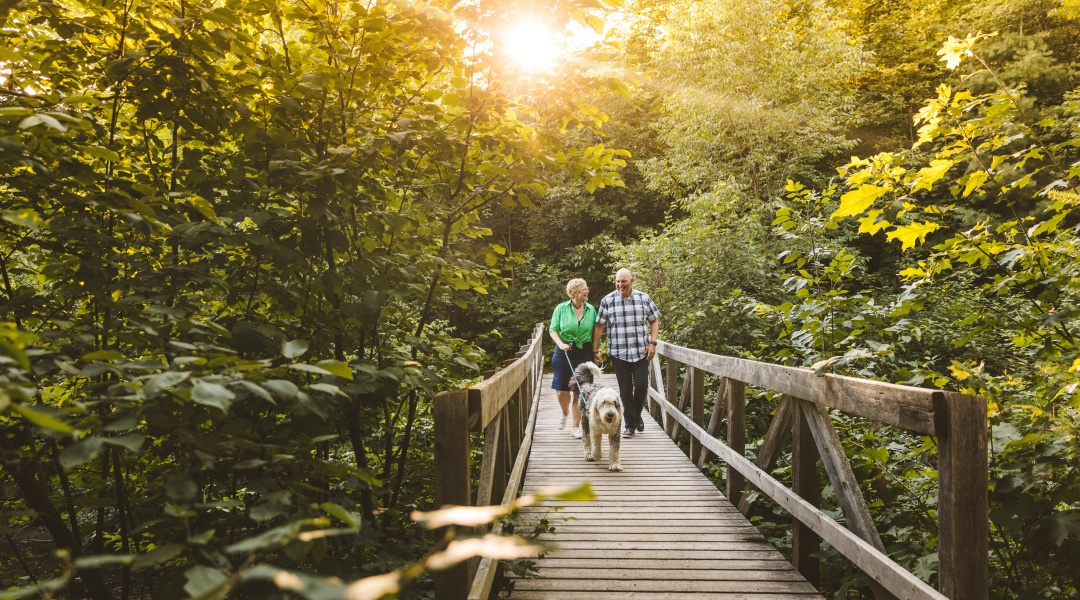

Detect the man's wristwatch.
[{"left": 648, "top": 340, "right": 657, "bottom": 346}]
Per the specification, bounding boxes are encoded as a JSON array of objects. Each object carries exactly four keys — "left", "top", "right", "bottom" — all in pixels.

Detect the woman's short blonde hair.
[{"left": 566, "top": 278, "right": 587, "bottom": 298}]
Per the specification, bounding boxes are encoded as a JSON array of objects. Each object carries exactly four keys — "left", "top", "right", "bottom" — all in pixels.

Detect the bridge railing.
[
  {"left": 649, "top": 341, "right": 987, "bottom": 600},
  {"left": 432, "top": 322, "right": 546, "bottom": 600}
]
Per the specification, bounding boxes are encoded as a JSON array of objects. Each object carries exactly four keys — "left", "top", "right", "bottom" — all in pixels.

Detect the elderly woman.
[{"left": 549, "top": 278, "right": 596, "bottom": 439}]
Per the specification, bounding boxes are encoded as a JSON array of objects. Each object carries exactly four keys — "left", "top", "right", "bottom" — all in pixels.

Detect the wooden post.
[
  {"left": 736, "top": 395, "right": 793, "bottom": 513},
  {"left": 648, "top": 357, "right": 662, "bottom": 423},
  {"left": 494, "top": 410, "right": 509, "bottom": 507},
  {"left": 935, "top": 391, "right": 988, "bottom": 600},
  {"left": 665, "top": 358, "right": 678, "bottom": 435},
  {"left": 696, "top": 378, "right": 728, "bottom": 467},
  {"left": 669, "top": 369, "right": 693, "bottom": 442},
  {"left": 726, "top": 380, "right": 746, "bottom": 504},
  {"left": 433, "top": 389, "right": 471, "bottom": 600},
  {"left": 474, "top": 417, "right": 501, "bottom": 508},
  {"left": 791, "top": 398, "right": 820, "bottom": 587},
  {"left": 690, "top": 367, "right": 705, "bottom": 461},
  {"left": 509, "top": 383, "right": 525, "bottom": 455}
]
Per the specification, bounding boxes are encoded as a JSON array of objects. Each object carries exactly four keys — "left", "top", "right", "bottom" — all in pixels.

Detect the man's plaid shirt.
[{"left": 596, "top": 289, "right": 660, "bottom": 362}]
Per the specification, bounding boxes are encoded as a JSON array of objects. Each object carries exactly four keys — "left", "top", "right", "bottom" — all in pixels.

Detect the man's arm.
[
  {"left": 645, "top": 318, "right": 659, "bottom": 361},
  {"left": 592, "top": 323, "right": 604, "bottom": 363}
]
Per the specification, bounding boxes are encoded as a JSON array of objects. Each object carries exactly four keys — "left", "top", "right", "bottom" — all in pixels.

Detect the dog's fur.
[{"left": 569, "top": 362, "right": 623, "bottom": 471}]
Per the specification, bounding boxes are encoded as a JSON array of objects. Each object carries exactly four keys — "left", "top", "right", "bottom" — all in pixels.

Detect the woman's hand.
[{"left": 559, "top": 342, "right": 571, "bottom": 352}]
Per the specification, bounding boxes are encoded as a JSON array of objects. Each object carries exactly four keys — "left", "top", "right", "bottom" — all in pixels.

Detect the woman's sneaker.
[
  {"left": 558, "top": 414, "right": 567, "bottom": 430},
  {"left": 572, "top": 426, "right": 582, "bottom": 439}
]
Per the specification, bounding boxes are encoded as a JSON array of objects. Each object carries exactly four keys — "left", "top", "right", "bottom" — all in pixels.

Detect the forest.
[{"left": 0, "top": 0, "right": 1078, "bottom": 598}]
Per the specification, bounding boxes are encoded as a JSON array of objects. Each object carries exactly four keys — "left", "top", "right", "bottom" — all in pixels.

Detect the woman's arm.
[{"left": 549, "top": 330, "right": 570, "bottom": 351}]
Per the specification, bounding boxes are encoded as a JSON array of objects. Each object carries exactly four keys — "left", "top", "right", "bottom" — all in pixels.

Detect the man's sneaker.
[
  {"left": 558, "top": 414, "right": 567, "bottom": 430},
  {"left": 622, "top": 426, "right": 635, "bottom": 438},
  {"left": 571, "top": 426, "right": 582, "bottom": 439},
  {"left": 637, "top": 421, "right": 645, "bottom": 432}
]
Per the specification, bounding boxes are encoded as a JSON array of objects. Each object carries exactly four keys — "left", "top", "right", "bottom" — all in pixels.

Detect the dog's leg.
[
  {"left": 581, "top": 417, "right": 594, "bottom": 461},
  {"left": 589, "top": 427, "right": 603, "bottom": 462},
  {"left": 608, "top": 418, "right": 622, "bottom": 471}
]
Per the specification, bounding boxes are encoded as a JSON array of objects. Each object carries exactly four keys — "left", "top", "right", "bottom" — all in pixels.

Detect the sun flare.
[{"left": 502, "top": 21, "right": 561, "bottom": 72}]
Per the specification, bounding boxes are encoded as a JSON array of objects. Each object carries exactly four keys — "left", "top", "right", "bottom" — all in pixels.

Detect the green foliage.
[
  {"left": 619, "top": 21, "right": 1080, "bottom": 597},
  {"left": 614, "top": 181, "right": 779, "bottom": 355},
  {"left": 0, "top": 0, "right": 627, "bottom": 597},
  {"left": 637, "top": 0, "right": 867, "bottom": 202},
  {"left": 805, "top": 36, "right": 1080, "bottom": 598}
]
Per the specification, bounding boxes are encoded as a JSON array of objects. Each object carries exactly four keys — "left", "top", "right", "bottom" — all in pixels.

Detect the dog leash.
[{"left": 565, "top": 349, "right": 586, "bottom": 393}]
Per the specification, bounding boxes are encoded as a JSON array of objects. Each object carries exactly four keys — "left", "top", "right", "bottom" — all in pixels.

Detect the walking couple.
[{"left": 548, "top": 268, "right": 660, "bottom": 439}]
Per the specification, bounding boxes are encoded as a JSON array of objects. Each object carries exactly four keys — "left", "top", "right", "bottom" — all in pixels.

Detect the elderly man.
[{"left": 592, "top": 268, "right": 660, "bottom": 438}]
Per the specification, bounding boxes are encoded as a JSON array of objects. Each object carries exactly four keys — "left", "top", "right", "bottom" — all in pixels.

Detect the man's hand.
[{"left": 645, "top": 344, "right": 656, "bottom": 361}]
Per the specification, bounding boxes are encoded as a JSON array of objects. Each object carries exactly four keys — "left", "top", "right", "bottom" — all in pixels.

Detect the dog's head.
[{"left": 592, "top": 388, "right": 622, "bottom": 426}]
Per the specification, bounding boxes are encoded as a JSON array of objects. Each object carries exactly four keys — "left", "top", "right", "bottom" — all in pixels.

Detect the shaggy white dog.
[{"left": 570, "top": 362, "right": 623, "bottom": 472}]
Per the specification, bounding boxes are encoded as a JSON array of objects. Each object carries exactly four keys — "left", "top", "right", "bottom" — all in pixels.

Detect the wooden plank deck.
[{"left": 508, "top": 373, "right": 823, "bottom": 599}]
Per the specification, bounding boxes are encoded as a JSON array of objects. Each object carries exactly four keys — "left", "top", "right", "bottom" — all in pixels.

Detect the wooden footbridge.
[{"left": 433, "top": 324, "right": 987, "bottom": 600}]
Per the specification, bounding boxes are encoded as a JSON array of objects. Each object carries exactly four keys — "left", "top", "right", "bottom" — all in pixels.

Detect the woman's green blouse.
[{"left": 549, "top": 300, "right": 597, "bottom": 345}]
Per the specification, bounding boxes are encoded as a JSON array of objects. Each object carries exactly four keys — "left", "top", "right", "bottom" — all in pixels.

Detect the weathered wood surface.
[
  {"left": 509, "top": 373, "right": 823, "bottom": 599},
  {"left": 658, "top": 342, "right": 938, "bottom": 435},
  {"left": 647, "top": 385, "right": 949, "bottom": 600},
  {"left": 471, "top": 326, "right": 546, "bottom": 428}
]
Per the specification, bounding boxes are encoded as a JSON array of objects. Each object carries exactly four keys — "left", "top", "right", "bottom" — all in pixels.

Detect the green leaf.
[
  {"left": 237, "top": 380, "right": 275, "bottom": 404},
  {"left": 262, "top": 379, "right": 299, "bottom": 400},
  {"left": 74, "top": 554, "right": 136, "bottom": 569},
  {"left": 131, "top": 544, "right": 185, "bottom": 571},
  {"left": 188, "top": 529, "right": 217, "bottom": 545},
  {"left": 911, "top": 159, "right": 953, "bottom": 192},
  {"left": 319, "top": 502, "right": 362, "bottom": 528},
  {"left": 548, "top": 482, "right": 596, "bottom": 502},
  {"left": 833, "top": 185, "right": 890, "bottom": 219},
  {"left": 80, "top": 349, "right": 126, "bottom": 362},
  {"left": 82, "top": 146, "right": 121, "bottom": 162},
  {"left": 11, "top": 403, "right": 73, "bottom": 434},
  {"left": 0, "top": 106, "right": 34, "bottom": 119},
  {"left": 857, "top": 210, "right": 889, "bottom": 235},
  {"left": 862, "top": 447, "right": 889, "bottom": 464},
  {"left": 248, "top": 491, "right": 293, "bottom": 522},
  {"left": 143, "top": 371, "right": 191, "bottom": 399},
  {"left": 225, "top": 527, "right": 288, "bottom": 554},
  {"left": 282, "top": 339, "right": 309, "bottom": 359},
  {"left": 314, "top": 359, "right": 353, "bottom": 380},
  {"left": 1047, "top": 511, "right": 1080, "bottom": 546},
  {"left": 1, "top": 208, "right": 43, "bottom": 231},
  {"left": 886, "top": 222, "right": 941, "bottom": 250},
  {"left": 59, "top": 437, "right": 105, "bottom": 470},
  {"left": 185, "top": 196, "right": 219, "bottom": 222},
  {"left": 192, "top": 381, "right": 235, "bottom": 413},
  {"left": 19, "top": 113, "right": 67, "bottom": 132},
  {"left": 961, "top": 170, "right": 989, "bottom": 198},
  {"left": 289, "top": 363, "right": 333, "bottom": 376},
  {"left": 309, "top": 383, "right": 349, "bottom": 398},
  {"left": 166, "top": 475, "right": 198, "bottom": 502},
  {"left": 183, "top": 565, "right": 229, "bottom": 598},
  {"left": 103, "top": 433, "right": 145, "bottom": 453}
]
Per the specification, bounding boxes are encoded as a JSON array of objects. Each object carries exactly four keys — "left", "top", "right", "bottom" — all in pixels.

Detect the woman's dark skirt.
[{"left": 551, "top": 343, "right": 594, "bottom": 391}]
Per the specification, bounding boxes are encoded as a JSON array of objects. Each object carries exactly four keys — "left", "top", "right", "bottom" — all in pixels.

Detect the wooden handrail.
[
  {"left": 661, "top": 342, "right": 939, "bottom": 434},
  {"left": 651, "top": 341, "right": 988, "bottom": 600},
  {"left": 433, "top": 323, "right": 546, "bottom": 600},
  {"left": 467, "top": 343, "right": 546, "bottom": 600}
]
